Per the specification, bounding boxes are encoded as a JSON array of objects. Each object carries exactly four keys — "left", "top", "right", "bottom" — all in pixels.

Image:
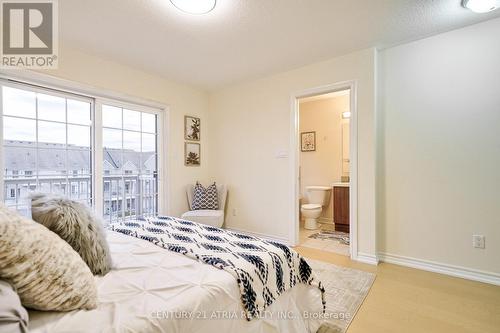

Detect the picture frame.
[
  {"left": 301, "top": 131, "right": 316, "bottom": 152},
  {"left": 185, "top": 142, "right": 201, "bottom": 166},
  {"left": 184, "top": 115, "right": 201, "bottom": 141}
]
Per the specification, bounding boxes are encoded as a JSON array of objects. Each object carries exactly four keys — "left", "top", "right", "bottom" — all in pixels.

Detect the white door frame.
[{"left": 289, "top": 80, "right": 359, "bottom": 261}]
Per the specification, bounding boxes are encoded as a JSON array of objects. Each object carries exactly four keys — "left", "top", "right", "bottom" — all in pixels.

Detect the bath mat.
[{"left": 309, "top": 230, "right": 350, "bottom": 245}]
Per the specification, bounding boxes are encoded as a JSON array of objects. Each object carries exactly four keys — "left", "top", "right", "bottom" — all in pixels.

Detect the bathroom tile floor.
[{"left": 299, "top": 222, "right": 350, "bottom": 256}]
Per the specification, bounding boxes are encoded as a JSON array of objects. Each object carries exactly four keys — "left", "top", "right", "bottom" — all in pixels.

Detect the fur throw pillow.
[
  {"left": 0, "top": 203, "right": 97, "bottom": 311},
  {"left": 30, "top": 193, "right": 112, "bottom": 276}
]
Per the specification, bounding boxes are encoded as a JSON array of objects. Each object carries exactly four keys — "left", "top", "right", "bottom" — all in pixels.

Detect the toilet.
[{"left": 300, "top": 186, "right": 331, "bottom": 230}]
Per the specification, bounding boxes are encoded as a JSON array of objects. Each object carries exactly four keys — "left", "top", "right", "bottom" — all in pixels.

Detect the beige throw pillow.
[
  {"left": 30, "top": 193, "right": 112, "bottom": 276},
  {"left": 0, "top": 203, "right": 97, "bottom": 311}
]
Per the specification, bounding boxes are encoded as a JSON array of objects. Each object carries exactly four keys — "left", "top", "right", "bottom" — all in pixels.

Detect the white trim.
[
  {"left": 357, "top": 252, "right": 379, "bottom": 265},
  {"left": 227, "top": 228, "right": 291, "bottom": 246},
  {"left": 158, "top": 106, "right": 171, "bottom": 215},
  {"left": 97, "top": 97, "right": 161, "bottom": 116},
  {"left": 379, "top": 252, "right": 500, "bottom": 286},
  {"left": 93, "top": 101, "right": 104, "bottom": 215},
  {"left": 290, "top": 81, "right": 359, "bottom": 262}
]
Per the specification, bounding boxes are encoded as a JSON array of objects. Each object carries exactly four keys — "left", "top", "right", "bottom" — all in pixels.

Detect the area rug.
[{"left": 306, "top": 259, "right": 376, "bottom": 333}]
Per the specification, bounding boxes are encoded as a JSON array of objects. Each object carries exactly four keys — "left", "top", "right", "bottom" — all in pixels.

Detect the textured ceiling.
[{"left": 60, "top": 0, "right": 500, "bottom": 89}]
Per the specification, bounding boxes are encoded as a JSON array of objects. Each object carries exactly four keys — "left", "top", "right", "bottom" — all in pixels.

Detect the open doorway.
[{"left": 290, "top": 82, "right": 358, "bottom": 260}]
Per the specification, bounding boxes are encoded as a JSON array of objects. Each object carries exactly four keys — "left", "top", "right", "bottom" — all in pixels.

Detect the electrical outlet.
[
  {"left": 232, "top": 208, "right": 237, "bottom": 216},
  {"left": 472, "top": 235, "right": 485, "bottom": 249}
]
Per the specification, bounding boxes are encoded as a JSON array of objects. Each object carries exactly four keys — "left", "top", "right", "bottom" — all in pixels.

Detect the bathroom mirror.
[{"left": 342, "top": 121, "right": 350, "bottom": 176}]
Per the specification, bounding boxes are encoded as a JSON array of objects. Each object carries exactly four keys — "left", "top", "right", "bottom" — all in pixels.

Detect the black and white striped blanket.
[{"left": 109, "top": 216, "right": 326, "bottom": 320}]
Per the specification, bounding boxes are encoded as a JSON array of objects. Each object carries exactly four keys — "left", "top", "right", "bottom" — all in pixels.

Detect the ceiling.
[{"left": 60, "top": 0, "right": 500, "bottom": 90}]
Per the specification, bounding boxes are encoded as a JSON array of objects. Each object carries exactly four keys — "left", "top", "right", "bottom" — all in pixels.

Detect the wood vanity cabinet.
[{"left": 333, "top": 186, "right": 349, "bottom": 233}]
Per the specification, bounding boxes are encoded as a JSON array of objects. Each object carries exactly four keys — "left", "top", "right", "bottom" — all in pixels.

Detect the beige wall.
[
  {"left": 378, "top": 18, "right": 500, "bottom": 274},
  {"left": 40, "top": 46, "right": 210, "bottom": 217},
  {"left": 209, "top": 48, "right": 377, "bottom": 257},
  {"left": 299, "top": 95, "right": 349, "bottom": 221}
]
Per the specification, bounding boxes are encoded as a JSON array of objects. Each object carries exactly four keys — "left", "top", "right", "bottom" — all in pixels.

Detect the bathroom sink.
[
  {"left": 307, "top": 186, "right": 332, "bottom": 191},
  {"left": 332, "top": 182, "right": 350, "bottom": 187}
]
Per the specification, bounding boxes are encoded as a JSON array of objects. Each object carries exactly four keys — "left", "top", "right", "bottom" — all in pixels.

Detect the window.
[
  {"left": 2, "top": 85, "right": 93, "bottom": 213},
  {"left": 102, "top": 104, "right": 158, "bottom": 223},
  {"left": 1, "top": 81, "right": 163, "bottom": 223}
]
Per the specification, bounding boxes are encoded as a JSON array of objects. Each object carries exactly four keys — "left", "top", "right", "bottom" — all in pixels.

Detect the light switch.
[{"left": 276, "top": 151, "right": 288, "bottom": 158}]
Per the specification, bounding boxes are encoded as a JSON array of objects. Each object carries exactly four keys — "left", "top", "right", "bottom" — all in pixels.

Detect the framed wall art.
[
  {"left": 185, "top": 142, "right": 201, "bottom": 166},
  {"left": 185, "top": 116, "right": 201, "bottom": 141},
  {"left": 301, "top": 131, "right": 316, "bottom": 152}
]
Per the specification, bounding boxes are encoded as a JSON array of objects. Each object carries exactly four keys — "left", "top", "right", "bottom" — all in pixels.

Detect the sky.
[{"left": 2, "top": 87, "right": 157, "bottom": 152}]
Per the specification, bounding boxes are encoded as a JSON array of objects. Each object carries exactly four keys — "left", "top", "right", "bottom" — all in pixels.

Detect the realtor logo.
[{"left": 1, "top": 0, "right": 58, "bottom": 68}]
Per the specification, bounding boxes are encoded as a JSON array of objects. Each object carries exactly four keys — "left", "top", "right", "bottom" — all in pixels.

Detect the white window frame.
[
  {"left": 0, "top": 70, "right": 170, "bottom": 218},
  {"left": 96, "top": 98, "right": 165, "bottom": 220},
  {"left": 0, "top": 80, "right": 95, "bottom": 208}
]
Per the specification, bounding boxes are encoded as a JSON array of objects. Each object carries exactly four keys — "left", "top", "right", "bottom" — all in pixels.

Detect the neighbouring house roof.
[{"left": 4, "top": 141, "right": 155, "bottom": 172}]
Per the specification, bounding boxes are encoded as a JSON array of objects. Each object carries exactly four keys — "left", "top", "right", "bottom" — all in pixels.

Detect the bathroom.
[{"left": 298, "top": 89, "right": 351, "bottom": 256}]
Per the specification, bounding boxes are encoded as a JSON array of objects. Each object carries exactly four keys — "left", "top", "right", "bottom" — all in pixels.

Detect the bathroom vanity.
[{"left": 332, "top": 183, "right": 350, "bottom": 233}]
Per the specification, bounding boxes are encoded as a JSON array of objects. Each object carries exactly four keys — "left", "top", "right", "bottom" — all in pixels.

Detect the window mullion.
[
  {"left": 121, "top": 108, "right": 125, "bottom": 221},
  {"left": 94, "top": 101, "right": 104, "bottom": 216}
]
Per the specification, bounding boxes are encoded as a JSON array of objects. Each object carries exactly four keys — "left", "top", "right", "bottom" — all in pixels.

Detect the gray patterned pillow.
[
  {"left": 0, "top": 203, "right": 97, "bottom": 311},
  {"left": 30, "top": 193, "right": 112, "bottom": 276},
  {"left": 191, "top": 182, "right": 219, "bottom": 210}
]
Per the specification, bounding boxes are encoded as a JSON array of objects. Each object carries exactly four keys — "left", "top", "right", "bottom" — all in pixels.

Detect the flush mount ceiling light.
[
  {"left": 462, "top": 0, "right": 498, "bottom": 13},
  {"left": 170, "top": 0, "right": 216, "bottom": 15}
]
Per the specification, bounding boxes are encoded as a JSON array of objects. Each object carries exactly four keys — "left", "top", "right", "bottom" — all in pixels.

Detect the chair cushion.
[
  {"left": 0, "top": 203, "right": 97, "bottom": 311},
  {"left": 191, "top": 182, "right": 219, "bottom": 210},
  {"left": 181, "top": 210, "right": 224, "bottom": 227},
  {"left": 30, "top": 193, "right": 112, "bottom": 276},
  {"left": 0, "top": 280, "right": 28, "bottom": 333}
]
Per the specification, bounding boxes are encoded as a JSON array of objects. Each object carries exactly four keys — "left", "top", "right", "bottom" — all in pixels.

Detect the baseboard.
[
  {"left": 318, "top": 217, "right": 334, "bottom": 224},
  {"left": 226, "top": 227, "right": 291, "bottom": 246},
  {"left": 378, "top": 252, "right": 500, "bottom": 286},
  {"left": 355, "top": 252, "right": 379, "bottom": 265}
]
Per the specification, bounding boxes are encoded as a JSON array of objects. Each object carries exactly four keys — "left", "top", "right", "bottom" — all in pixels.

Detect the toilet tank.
[{"left": 305, "top": 186, "right": 331, "bottom": 206}]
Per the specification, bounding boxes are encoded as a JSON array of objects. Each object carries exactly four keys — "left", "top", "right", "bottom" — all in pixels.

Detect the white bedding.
[{"left": 29, "top": 231, "right": 324, "bottom": 333}]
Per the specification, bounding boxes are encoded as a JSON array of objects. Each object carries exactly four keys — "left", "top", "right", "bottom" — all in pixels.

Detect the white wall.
[
  {"left": 40, "top": 46, "right": 210, "bottom": 217},
  {"left": 299, "top": 96, "right": 349, "bottom": 221},
  {"left": 209, "top": 48, "right": 377, "bottom": 257},
  {"left": 378, "top": 18, "right": 500, "bottom": 274}
]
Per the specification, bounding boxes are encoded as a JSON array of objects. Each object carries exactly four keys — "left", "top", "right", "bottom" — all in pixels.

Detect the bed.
[{"left": 28, "top": 230, "right": 324, "bottom": 333}]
